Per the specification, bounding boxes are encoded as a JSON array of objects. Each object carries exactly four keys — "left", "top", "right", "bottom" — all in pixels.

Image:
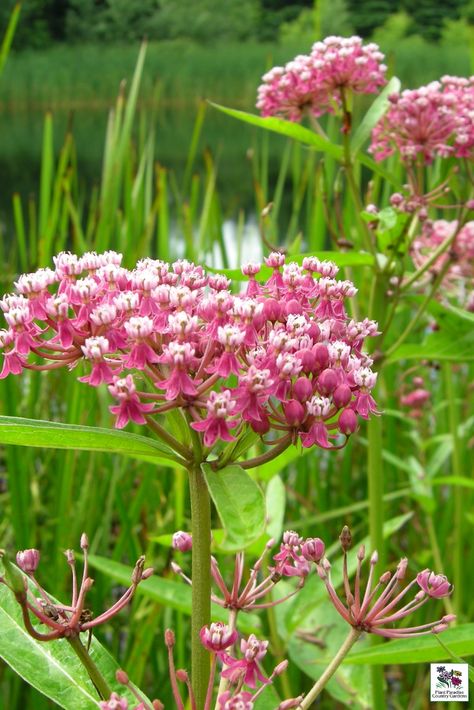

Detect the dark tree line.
[{"left": 0, "top": 0, "right": 471, "bottom": 49}]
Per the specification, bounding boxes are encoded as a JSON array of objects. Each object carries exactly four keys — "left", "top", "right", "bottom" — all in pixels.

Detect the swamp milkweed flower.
[
  {"left": 257, "top": 36, "right": 386, "bottom": 122},
  {"left": 0, "top": 251, "right": 380, "bottom": 455},
  {"left": 370, "top": 77, "right": 474, "bottom": 164}
]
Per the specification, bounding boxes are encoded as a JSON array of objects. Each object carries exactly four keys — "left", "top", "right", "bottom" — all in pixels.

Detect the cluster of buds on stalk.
[
  {"left": 0, "top": 534, "right": 153, "bottom": 642},
  {"left": 370, "top": 77, "right": 474, "bottom": 165},
  {"left": 172, "top": 530, "right": 325, "bottom": 612},
  {"left": 399, "top": 371, "right": 432, "bottom": 420},
  {"left": 0, "top": 251, "right": 380, "bottom": 462},
  {"left": 257, "top": 36, "right": 386, "bottom": 123},
  {"left": 410, "top": 220, "right": 474, "bottom": 310},
  {"left": 318, "top": 526, "right": 455, "bottom": 639}
]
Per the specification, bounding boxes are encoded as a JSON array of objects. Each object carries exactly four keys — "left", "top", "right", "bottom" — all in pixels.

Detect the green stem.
[
  {"left": 367, "top": 413, "right": 386, "bottom": 710},
  {"left": 426, "top": 515, "right": 456, "bottom": 618},
  {"left": 188, "top": 463, "right": 212, "bottom": 709},
  {"left": 237, "top": 434, "right": 293, "bottom": 470},
  {"left": 67, "top": 635, "right": 112, "bottom": 700},
  {"left": 385, "top": 262, "right": 451, "bottom": 359},
  {"left": 443, "top": 364, "right": 464, "bottom": 618},
  {"left": 145, "top": 415, "right": 191, "bottom": 461},
  {"left": 299, "top": 628, "right": 361, "bottom": 708}
]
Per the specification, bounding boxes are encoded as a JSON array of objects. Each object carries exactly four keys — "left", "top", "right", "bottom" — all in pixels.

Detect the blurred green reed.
[{"left": 0, "top": 35, "right": 473, "bottom": 710}]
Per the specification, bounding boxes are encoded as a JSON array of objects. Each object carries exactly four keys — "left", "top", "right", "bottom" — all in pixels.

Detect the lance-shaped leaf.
[
  {"left": 0, "top": 415, "right": 183, "bottom": 465},
  {"left": 202, "top": 463, "right": 266, "bottom": 551}
]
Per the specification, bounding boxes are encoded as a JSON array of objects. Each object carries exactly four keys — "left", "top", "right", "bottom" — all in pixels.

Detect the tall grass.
[{"left": 0, "top": 38, "right": 471, "bottom": 111}]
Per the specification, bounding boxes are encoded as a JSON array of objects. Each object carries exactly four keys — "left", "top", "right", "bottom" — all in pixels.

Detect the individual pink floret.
[{"left": 108, "top": 375, "right": 155, "bottom": 429}]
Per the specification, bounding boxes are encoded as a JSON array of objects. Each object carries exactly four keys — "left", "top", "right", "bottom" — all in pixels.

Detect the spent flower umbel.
[{"left": 317, "top": 527, "right": 455, "bottom": 638}]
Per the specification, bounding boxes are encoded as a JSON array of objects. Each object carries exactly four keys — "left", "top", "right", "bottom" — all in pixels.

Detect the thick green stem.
[
  {"left": 443, "top": 364, "right": 464, "bottom": 617},
  {"left": 67, "top": 635, "right": 112, "bottom": 700},
  {"left": 367, "top": 414, "right": 386, "bottom": 710},
  {"left": 188, "top": 463, "right": 212, "bottom": 709},
  {"left": 299, "top": 628, "right": 361, "bottom": 708}
]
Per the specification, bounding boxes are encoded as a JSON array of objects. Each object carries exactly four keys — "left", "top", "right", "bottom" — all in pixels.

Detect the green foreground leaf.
[
  {"left": 0, "top": 577, "right": 139, "bottom": 710},
  {"left": 202, "top": 463, "right": 266, "bottom": 551},
  {"left": 210, "top": 103, "right": 343, "bottom": 159},
  {"left": 346, "top": 624, "right": 474, "bottom": 665},
  {"left": 0, "top": 415, "right": 180, "bottom": 465}
]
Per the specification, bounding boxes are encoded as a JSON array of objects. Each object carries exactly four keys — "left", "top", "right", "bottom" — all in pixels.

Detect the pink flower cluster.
[
  {"left": 370, "top": 76, "right": 474, "bottom": 164},
  {"left": 410, "top": 220, "right": 474, "bottom": 307},
  {"left": 257, "top": 36, "right": 386, "bottom": 122},
  {"left": 0, "top": 251, "right": 380, "bottom": 451},
  {"left": 318, "top": 527, "right": 455, "bottom": 639}
]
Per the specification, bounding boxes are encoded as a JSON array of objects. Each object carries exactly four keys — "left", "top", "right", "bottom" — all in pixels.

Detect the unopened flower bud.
[
  {"left": 132, "top": 556, "right": 146, "bottom": 585},
  {"left": 165, "top": 629, "right": 175, "bottom": 647},
  {"left": 80, "top": 533, "right": 89, "bottom": 550},
  {"left": 115, "top": 669, "right": 129, "bottom": 685},
  {"left": 338, "top": 408, "right": 358, "bottom": 435},
  {"left": 278, "top": 696, "right": 304, "bottom": 709},
  {"left": 172, "top": 531, "right": 192, "bottom": 552},
  {"left": 176, "top": 669, "right": 188, "bottom": 682},
  {"left": 339, "top": 526, "right": 352, "bottom": 551},
  {"left": 301, "top": 537, "right": 325, "bottom": 563},
  {"left": 274, "top": 660, "right": 289, "bottom": 676},
  {"left": 16, "top": 549, "right": 40, "bottom": 575},
  {"left": 293, "top": 376, "right": 313, "bottom": 402},
  {"left": 357, "top": 545, "right": 365, "bottom": 561},
  {"left": 152, "top": 701, "right": 164, "bottom": 710},
  {"left": 283, "top": 399, "right": 305, "bottom": 426}
]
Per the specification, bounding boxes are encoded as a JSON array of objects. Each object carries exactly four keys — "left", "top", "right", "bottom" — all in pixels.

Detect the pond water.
[{"left": 0, "top": 103, "right": 288, "bottom": 242}]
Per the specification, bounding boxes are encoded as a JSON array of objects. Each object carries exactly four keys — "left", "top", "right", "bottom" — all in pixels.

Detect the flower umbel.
[{"left": 317, "top": 526, "right": 455, "bottom": 638}]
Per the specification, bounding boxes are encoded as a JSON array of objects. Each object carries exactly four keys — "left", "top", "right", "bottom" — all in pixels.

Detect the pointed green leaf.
[
  {"left": 0, "top": 578, "right": 140, "bottom": 709},
  {"left": 210, "top": 103, "right": 343, "bottom": 159},
  {"left": 0, "top": 415, "right": 182, "bottom": 465},
  {"left": 346, "top": 624, "right": 474, "bottom": 665},
  {"left": 202, "top": 463, "right": 266, "bottom": 551},
  {"left": 351, "top": 77, "right": 401, "bottom": 156}
]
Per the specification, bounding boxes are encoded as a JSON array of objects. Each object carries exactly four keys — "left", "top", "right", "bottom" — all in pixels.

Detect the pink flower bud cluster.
[
  {"left": 257, "top": 36, "right": 386, "bottom": 122},
  {"left": 399, "top": 375, "right": 431, "bottom": 419},
  {"left": 0, "top": 251, "right": 379, "bottom": 451},
  {"left": 410, "top": 220, "right": 474, "bottom": 307},
  {"left": 370, "top": 76, "right": 474, "bottom": 164},
  {"left": 318, "top": 527, "right": 455, "bottom": 639}
]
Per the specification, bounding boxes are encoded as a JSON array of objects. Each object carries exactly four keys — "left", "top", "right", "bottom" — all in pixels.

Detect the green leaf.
[
  {"left": 346, "top": 624, "right": 474, "bottom": 665},
  {"left": 351, "top": 76, "right": 401, "bottom": 156},
  {"left": 387, "top": 326, "right": 474, "bottom": 363},
  {"left": 86, "top": 554, "right": 260, "bottom": 633},
  {"left": 0, "top": 415, "right": 182, "bottom": 465},
  {"left": 432, "top": 476, "right": 474, "bottom": 490},
  {"left": 202, "top": 463, "right": 266, "bottom": 551},
  {"left": 206, "top": 250, "right": 374, "bottom": 282},
  {"left": 0, "top": 576, "right": 139, "bottom": 709},
  {"left": 210, "top": 103, "right": 343, "bottom": 160}
]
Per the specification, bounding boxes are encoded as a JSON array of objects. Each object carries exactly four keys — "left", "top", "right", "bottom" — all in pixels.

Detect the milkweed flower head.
[
  {"left": 0, "top": 250, "right": 379, "bottom": 454},
  {"left": 410, "top": 220, "right": 474, "bottom": 308},
  {"left": 257, "top": 36, "right": 386, "bottom": 122},
  {"left": 370, "top": 76, "right": 474, "bottom": 164},
  {"left": 318, "top": 526, "right": 455, "bottom": 639}
]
